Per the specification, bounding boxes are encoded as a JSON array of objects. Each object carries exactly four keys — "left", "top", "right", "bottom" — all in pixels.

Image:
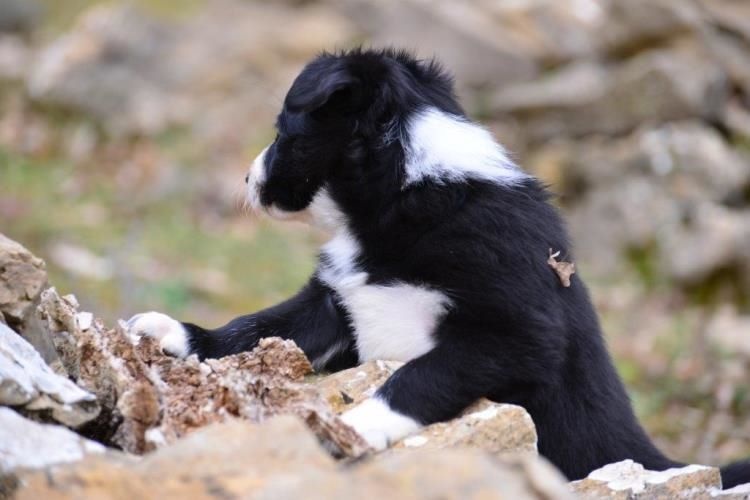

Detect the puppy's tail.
[{"left": 720, "top": 459, "right": 750, "bottom": 489}]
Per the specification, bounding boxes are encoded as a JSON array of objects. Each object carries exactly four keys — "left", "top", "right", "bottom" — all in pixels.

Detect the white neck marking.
[{"left": 402, "top": 107, "right": 528, "bottom": 187}]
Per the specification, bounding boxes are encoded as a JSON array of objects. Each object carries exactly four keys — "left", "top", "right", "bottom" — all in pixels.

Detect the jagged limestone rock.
[{"left": 0, "top": 322, "right": 98, "bottom": 427}]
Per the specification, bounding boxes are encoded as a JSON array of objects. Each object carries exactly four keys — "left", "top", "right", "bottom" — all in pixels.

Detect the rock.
[
  {"left": 12, "top": 416, "right": 334, "bottom": 500},
  {"left": 316, "top": 359, "right": 403, "bottom": 412},
  {"left": 591, "top": 0, "right": 702, "bottom": 57},
  {"left": 713, "top": 483, "right": 750, "bottom": 499},
  {"left": 337, "top": 0, "right": 700, "bottom": 98},
  {"left": 570, "top": 459, "right": 723, "bottom": 499},
  {"left": 27, "top": 5, "right": 184, "bottom": 136},
  {"left": 0, "top": 323, "right": 99, "bottom": 427},
  {"left": 0, "top": 233, "right": 47, "bottom": 327},
  {"left": 38, "top": 288, "right": 367, "bottom": 456},
  {"left": 347, "top": 450, "right": 572, "bottom": 500},
  {"left": 0, "top": 0, "right": 40, "bottom": 35},
  {"left": 0, "top": 407, "right": 106, "bottom": 498},
  {"left": 392, "top": 400, "right": 538, "bottom": 457},
  {"left": 725, "top": 100, "right": 750, "bottom": 143},
  {"left": 0, "top": 35, "right": 30, "bottom": 81},
  {"left": 658, "top": 204, "right": 750, "bottom": 284},
  {"left": 0, "top": 407, "right": 106, "bottom": 471},
  {"left": 336, "top": 0, "right": 539, "bottom": 95},
  {"left": 703, "top": 28, "right": 750, "bottom": 96},
  {"left": 706, "top": 307, "right": 750, "bottom": 358},
  {"left": 316, "top": 360, "right": 538, "bottom": 457},
  {"left": 27, "top": 2, "right": 354, "bottom": 136},
  {"left": 493, "top": 46, "right": 727, "bottom": 141},
  {"left": 0, "top": 233, "right": 57, "bottom": 365},
  {"left": 548, "top": 122, "right": 750, "bottom": 277},
  {"left": 699, "top": 0, "right": 750, "bottom": 45},
  {"left": 567, "top": 122, "right": 749, "bottom": 200},
  {"left": 12, "top": 415, "right": 572, "bottom": 500}
]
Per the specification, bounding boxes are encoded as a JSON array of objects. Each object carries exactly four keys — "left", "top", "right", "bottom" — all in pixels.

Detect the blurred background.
[{"left": 0, "top": 0, "right": 748, "bottom": 468}]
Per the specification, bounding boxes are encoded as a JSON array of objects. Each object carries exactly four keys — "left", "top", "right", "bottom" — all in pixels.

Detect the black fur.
[{"left": 175, "top": 48, "right": 749, "bottom": 488}]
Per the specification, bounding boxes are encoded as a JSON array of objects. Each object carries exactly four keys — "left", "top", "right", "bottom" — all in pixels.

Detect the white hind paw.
[{"left": 126, "top": 311, "right": 190, "bottom": 358}]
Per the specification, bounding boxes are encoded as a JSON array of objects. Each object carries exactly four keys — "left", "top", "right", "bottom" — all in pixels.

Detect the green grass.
[
  {"left": 36, "top": 0, "right": 206, "bottom": 35},
  {"left": 0, "top": 145, "right": 320, "bottom": 326}
]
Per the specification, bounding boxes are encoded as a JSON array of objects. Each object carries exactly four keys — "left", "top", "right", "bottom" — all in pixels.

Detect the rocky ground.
[
  {"left": 0, "top": 0, "right": 749, "bottom": 482},
  {"left": 2, "top": 233, "right": 750, "bottom": 499}
]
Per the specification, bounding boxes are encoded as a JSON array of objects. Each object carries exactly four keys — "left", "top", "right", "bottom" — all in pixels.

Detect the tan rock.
[
  {"left": 492, "top": 45, "right": 727, "bottom": 141},
  {"left": 27, "top": 2, "right": 355, "bottom": 136},
  {"left": 316, "top": 361, "right": 538, "bottom": 457},
  {"left": 0, "top": 234, "right": 46, "bottom": 324},
  {"left": 537, "top": 122, "right": 750, "bottom": 277},
  {"left": 393, "top": 400, "right": 537, "bottom": 457},
  {"left": 13, "top": 415, "right": 571, "bottom": 500},
  {"left": 315, "top": 359, "right": 402, "bottom": 412},
  {"left": 592, "top": 0, "right": 702, "bottom": 56},
  {"left": 14, "top": 416, "right": 336, "bottom": 500},
  {"left": 350, "top": 450, "right": 572, "bottom": 500},
  {"left": 699, "top": 0, "right": 750, "bottom": 45},
  {"left": 706, "top": 306, "right": 750, "bottom": 358},
  {"left": 0, "top": 233, "right": 57, "bottom": 364},
  {"left": 570, "top": 459, "right": 722, "bottom": 499},
  {"left": 337, "top": 0, "right": 539, "bottom": 95}
]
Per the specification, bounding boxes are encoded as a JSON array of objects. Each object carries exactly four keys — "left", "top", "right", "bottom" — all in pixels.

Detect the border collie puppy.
[{"left": 128, "top": 48, "right": 750, "bottom": 487}]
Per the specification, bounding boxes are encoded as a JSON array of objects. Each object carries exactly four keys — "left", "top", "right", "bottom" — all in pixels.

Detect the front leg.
[
  {"left": 342, "top": 322, "right": 560, "bottom": 449},
  {"left": 127, "top": 278, "right": 356, "bottom": 370}
]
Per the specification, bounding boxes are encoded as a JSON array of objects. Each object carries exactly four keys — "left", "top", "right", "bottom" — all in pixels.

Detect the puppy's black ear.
[{"left": 285, "top": 62, "right": 359, "bottom": 114}]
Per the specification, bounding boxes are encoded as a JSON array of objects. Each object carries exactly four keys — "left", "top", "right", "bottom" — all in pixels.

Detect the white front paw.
[
  {"left": 340, "top": 397, "right": 421, "bottom": 451},
  {"left": 126, "top": 311, "right": 190, "bottom": 358}
]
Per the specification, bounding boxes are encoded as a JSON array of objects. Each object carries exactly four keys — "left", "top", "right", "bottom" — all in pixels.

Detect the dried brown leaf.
[{"left": 547, "top": 249, "right": 575, "bottom": 288}]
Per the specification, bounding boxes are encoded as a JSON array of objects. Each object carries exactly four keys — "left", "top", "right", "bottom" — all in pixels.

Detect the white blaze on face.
[{"left": 246, "top": 145, "right": 269, "bottom": 211}]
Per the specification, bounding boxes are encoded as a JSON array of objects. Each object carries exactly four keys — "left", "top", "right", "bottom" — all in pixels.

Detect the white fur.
[
  {"left": 341, "top": 397, "right": 421, "bottom": 450},
  {"left": 246, "top": 145, "right": 268, "bottom": 211},
  {"left": 126, "top": 312, "right": 190, "bottom": 358},
  {"left": 307, "top": 187, "right": 346, "bottom": 230},
  {"left": 340, "top": 279, "right": 449, "bottom": 362},
  {"left": 402, "top": 107, "right": 528, "bottom": 187},
  {"left": 318, "top": 230, "right": 361, "bottom": 284},
  {"left": 311, "top": 338, "right": 349, "bottom": 371},
  {"left": 319, "top": 230, "right": 450, "bottom": 363}
]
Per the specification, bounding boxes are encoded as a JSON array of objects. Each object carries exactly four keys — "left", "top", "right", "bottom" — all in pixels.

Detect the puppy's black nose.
[{"left": 245, "top": 173, "right": 249, "bottom": 184}]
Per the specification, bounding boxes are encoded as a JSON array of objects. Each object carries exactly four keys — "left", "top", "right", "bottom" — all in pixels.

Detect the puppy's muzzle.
[{"left": 246, "top": 145, "right": 269, "bottom": 210}]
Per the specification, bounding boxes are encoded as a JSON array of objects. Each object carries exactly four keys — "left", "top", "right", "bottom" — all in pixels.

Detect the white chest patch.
[{"left": 319, "top": 231, "right": 450, "bottom": 363}]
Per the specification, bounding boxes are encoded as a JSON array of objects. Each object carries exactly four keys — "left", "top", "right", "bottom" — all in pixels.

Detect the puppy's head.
[{"left": 246, "top": 49, "right": 463, "bottom": 227}]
